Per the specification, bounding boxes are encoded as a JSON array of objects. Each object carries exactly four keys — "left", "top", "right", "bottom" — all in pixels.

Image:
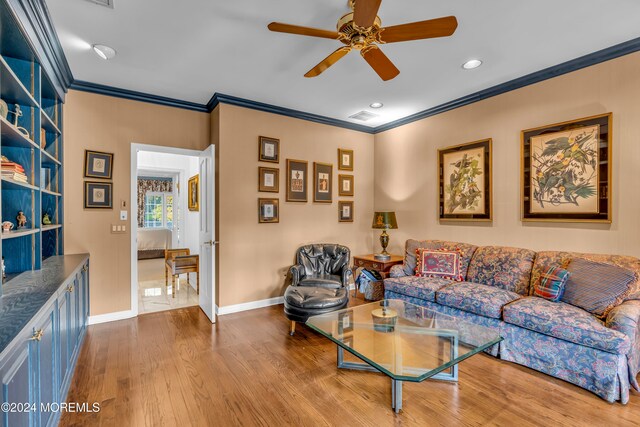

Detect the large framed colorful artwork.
[
  {"left": 438, "top": 139, "right": 492, "bottom": 222},
  {"left": 521, "top": 113, "right": 612, "bottom": 223}
]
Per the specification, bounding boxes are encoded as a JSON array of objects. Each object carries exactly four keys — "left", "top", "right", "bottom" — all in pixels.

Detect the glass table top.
[{"left": 306, "top": 299, "right": 503, "bottom": 382}]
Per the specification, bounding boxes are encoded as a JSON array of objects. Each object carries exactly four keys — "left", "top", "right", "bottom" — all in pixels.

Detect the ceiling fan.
[{"left": 267, "top": 0, "right": 458, "bottom": 81}]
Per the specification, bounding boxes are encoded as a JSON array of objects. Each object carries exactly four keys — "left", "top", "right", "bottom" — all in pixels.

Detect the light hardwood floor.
[{"left": 61, "top": 302, "right": 640, "bottom": 426}]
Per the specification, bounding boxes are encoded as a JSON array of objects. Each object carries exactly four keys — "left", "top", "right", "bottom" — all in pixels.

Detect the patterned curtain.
[{"left": 137, "top": 177, "right": 173, "bottom": 227}]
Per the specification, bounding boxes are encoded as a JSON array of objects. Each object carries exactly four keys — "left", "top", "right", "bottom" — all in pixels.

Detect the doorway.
[{"left": 130, "top": 144, "right": 216, "bottom": 322}]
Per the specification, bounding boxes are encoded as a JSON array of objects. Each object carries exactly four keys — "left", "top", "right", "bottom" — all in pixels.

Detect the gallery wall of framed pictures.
[
  {"left": 83, "top": 149, "right": 114, "bottom": 209},
  {"left": 256, "top": 134, "right": 356, "bottom": 224}
]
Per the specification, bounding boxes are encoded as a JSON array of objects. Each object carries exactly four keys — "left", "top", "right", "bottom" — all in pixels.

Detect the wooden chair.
[{"left": 164, "top": 248, "right": 199, "bottom": 298}]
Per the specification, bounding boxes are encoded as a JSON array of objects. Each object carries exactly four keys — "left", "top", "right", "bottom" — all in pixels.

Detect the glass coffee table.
[{"left": 306, "top": 299, "right": 502, "bottom": 413}]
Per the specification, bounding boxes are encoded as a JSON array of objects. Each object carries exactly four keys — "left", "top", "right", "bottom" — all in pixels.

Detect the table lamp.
[{"left": 372, "top": 211, "right": 398, "bottom": 261}]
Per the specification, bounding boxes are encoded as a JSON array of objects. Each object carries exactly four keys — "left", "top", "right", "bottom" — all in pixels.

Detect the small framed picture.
[
  {"left": 313, "top": 162, "right": 333, "bottom": 203},
  {"left": 286, "top": 159, "right": 308, "bottom": 202},
  {"left": 259, "top": 136, "right": 280, "bottom": 163},
  {"left": 188, "top": 175, "right": 199, "bottom": 211},
  {"left": 259, "top": 167, "right": 279, "bottom": 193},
  {"left": 339, "top": 201, "right": 354, "bottom": 222},
  {"left": 84, "top": 181, "right": 112, "bottom": 209},
  {"left": 338, "top": 174, "right": 354, "bottom": 197},
  {"left": 338, "top": 149, "right": 353, "bottom": 171},
  {"left": 84, "top": 150, "right": 113, "bottom": 179},
  {"left": 338, "top": 309, "right": 354, "bottom": 336},
  {"left": 258, "top": 198, "right": 279, "bottom": 223}
]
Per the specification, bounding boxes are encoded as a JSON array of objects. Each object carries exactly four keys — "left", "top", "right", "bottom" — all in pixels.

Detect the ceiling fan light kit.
[{"left": 268, "top": 0, "right": 458, "bottom": 81}]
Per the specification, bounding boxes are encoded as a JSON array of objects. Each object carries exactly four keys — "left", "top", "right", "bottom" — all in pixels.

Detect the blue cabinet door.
[
  {"left": 0, "top": 339, "right": 34, "bottom": 427},
  {"left": 58, "top": 287, "right": 71, "bottom": 398},
  {"left": 78, "top": 270, "right": 86, "bottom": 334},
  {"left": 69, "top": 278, "right": 79, "bottom": 361},
  {"left": 33, "top": 306, "right": 57, "bottom": 427}
]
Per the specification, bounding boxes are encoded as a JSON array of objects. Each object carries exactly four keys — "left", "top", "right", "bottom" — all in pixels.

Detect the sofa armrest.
[
  {"left": 389, "top": 264, "right": 408, "bottom": 278},
  {"left": 607, "top": 300, "right": 640, "bottom": 341},
  {"left": 289, "top": 264, "right": 305, "bottom": 287},
  {"left": 607, "top": 300, "right": 640, "bottom": 390}
]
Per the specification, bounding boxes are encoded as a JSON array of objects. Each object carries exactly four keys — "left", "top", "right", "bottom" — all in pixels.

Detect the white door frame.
[{"left": 130, "top": 143, "right": 204, "bottom": 317}]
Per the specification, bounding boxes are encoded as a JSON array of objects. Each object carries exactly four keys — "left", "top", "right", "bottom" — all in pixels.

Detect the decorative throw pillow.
[
  {"left": 415, "top": 248, "right": 463, "bottom": 281},
  {"left": 532, "top": 265, "right": 570, "bottom": 302},
  {"left": 562, "top": 258, "right": 637, "bottom": 318}
]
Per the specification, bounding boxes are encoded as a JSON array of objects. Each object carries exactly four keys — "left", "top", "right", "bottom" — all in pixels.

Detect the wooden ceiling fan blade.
[
  {"left": 305, "top": 47, "right": 351, "bottom": 78},
  {"left": 361, "top": 45, "right": 399, "bottom": 81},
  {"left": 379, "top": 16, "right": 458, "bottom": 43},
  {"left": 268, "top": 22, "right": 340, "bottom": 40},
  {"left": 353, "top": 0, "right": 382, "bottom": 28}
]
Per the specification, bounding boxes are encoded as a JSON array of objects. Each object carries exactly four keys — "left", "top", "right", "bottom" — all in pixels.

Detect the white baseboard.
[
  {"left": 217, "top": 296, "right": 284, "bottom": 316},
  {"left": 88, "top": 310, "right": 136, "bottom": 325}
]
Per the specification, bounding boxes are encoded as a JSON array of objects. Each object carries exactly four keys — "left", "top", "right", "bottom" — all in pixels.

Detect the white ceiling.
[{"left": 48, "top": 0, "right": 640, "bottom": 127}]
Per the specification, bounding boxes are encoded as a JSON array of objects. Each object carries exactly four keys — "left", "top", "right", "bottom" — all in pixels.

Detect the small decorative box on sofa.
[{"left": 384, "top": 239, "right": 640, "bottom": 404}]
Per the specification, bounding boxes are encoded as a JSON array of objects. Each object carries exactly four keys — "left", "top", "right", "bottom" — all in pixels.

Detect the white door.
[{"left": 199, "top": 144, "right": 216, "bottom": 322}]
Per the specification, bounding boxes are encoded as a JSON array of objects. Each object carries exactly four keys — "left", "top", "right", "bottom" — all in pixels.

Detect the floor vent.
[
  {"left": 348, "top": 111, "right": 378, "bottom": 121},
  {"left": 84, "top": 0, "right": 114, "bottom": 8}
]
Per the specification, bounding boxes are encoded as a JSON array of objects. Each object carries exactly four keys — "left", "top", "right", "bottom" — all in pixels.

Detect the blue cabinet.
[
  {"left": 0, "top": 331, "right": 34, "bottom": 427},
  {"left": 0, "top": 256, "right": 89, "bottom": 426}
]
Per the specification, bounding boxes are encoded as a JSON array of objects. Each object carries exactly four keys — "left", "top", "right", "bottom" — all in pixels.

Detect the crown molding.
[
  {"left": 207, "top": 93, "right": 375, "bottom": 133},
  {"left": 7, "top": 0, "right": 73, "bottom": 99},
  {"left": 68, "top": 35, "right": 640, "bottom": 135},
  {"left": 70, "top": 80, "right": 209, "bottom": 112},
  {"left": 373, "top": 36, "right": 640, "bottom": 133}
]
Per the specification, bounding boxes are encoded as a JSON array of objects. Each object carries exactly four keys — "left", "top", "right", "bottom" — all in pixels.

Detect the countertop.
[{"left": 0, "top": 254, "right": 89, "bottom": 353}]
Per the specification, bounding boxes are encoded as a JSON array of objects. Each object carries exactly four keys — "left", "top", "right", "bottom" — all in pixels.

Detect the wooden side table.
[{"left": 352, "top": 254, "right": 404, "bottom": 300}]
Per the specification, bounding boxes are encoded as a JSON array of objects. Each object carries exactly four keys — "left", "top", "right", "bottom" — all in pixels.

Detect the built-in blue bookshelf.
[{"left": 0, "top": 0, "right": 64, "bottom": 290}]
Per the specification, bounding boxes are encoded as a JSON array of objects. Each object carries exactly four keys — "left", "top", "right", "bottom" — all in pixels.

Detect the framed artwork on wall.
[
  {"left": 188, "top": 174, "right": 200, "bottom": 211},
  {"left": 338, "top": 201, "right": 354, "bottom": 222},
  {"left": 313, "top": 162, "right": 333, "bottom": 203},
  {"left": 259, "top": 136, "right": 280, "bottom": 163},
  {"left": 338, "top": 149, "right": 353, "bottom": 171},
  {"left": 338, "top": 174, "right": 354, "bottom": 197},
  {"left": 258, "top": 198, "right": 279, "bottom": 223},
  {"left": 521, "top": 113, "right": 612, "bottom": 223},
  {"left": 258, "top": 167, "right": 279, "bottom": 193},
  {"left": 84, "top": 181, "right": 112, "bottom": 209},
  {"left": 286, "top": 159, "right": 308, "bottom": 202},
  {"left": 438, "top": 139, "right": 492, "bottom": 222},
  {"left": 84, "top": 150, "right": 113, "bottom": 179}
]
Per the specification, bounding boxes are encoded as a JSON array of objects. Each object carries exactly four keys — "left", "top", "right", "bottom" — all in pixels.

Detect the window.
[{"left": 144, "top": 192, "right": 173, "bottom": 229}]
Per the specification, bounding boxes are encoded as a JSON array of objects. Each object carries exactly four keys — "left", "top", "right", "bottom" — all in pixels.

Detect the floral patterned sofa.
[{"left": 384, "top": 239, "right": 640, "bottom": 404}]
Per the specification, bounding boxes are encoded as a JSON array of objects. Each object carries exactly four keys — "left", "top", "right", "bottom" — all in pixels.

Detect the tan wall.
[
  {"left": 217, "top": 104, "right": 375, "bottom": 307},
  {"left": 374, "top": 52, "right": 640, "bottom": 258},
  {"left": 63, "top": 90, "right": 210, "bottom": 315}
]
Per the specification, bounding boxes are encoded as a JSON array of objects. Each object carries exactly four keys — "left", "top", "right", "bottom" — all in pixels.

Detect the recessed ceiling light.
[
  {"left": 92, "top": 44, "right": 117, "bottom": 60},
  {"left": 462, "top": 59, "right": 483, "bottom": 70},
  {"left": 369, "top": 102, "right": 383, "bottom": 109}
]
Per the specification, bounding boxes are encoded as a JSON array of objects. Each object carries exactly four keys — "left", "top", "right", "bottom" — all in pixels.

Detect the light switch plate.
[{"left": 120, "top": 210, "right": 127, "bottom": 220}]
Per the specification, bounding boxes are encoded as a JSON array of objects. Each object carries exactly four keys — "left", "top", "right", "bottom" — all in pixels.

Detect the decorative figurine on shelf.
[
  {"left": 16, "top": 211, "right": 27, "bottom": 229},
  {"left": 7, "top": 104, "right": 30, "bottom": 138},
  {"left": 2, "top": 221, "right": 14, "bottom": 233},
  {"left": 42, "top": 213, "right": 52, "bottom": 225}
]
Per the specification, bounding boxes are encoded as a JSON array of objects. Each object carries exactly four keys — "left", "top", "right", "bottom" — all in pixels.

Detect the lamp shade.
[{"left": 372, "top": 211, "right": 398, "bottom": 230}]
